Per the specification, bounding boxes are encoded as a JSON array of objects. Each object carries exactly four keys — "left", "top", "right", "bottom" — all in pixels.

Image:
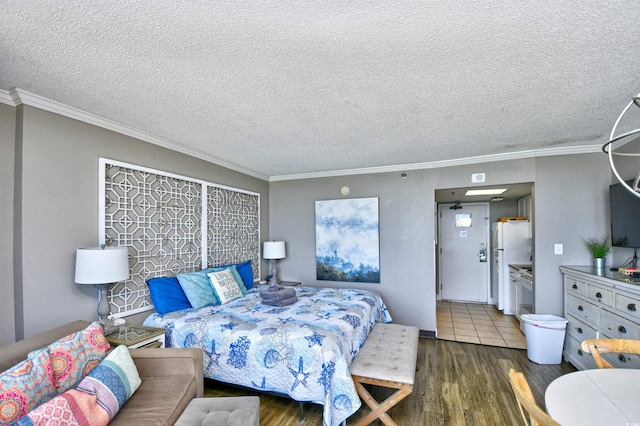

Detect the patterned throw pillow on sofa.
[
  {"left": 0, "top": 348, "right": 57, "bottom": 424},
  {"left": 46, "top": 321, "right": 110, "bottom": 393},
  {"left": 16, "top": 345, "right": 141, "bottom": 426}
]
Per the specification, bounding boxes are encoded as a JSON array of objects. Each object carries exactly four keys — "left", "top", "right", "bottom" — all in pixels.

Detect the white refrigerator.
[{"left": 491, "top": 221, "right": 531, "bottom": 314}]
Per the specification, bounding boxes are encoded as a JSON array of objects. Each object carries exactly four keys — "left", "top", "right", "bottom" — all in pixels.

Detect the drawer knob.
[
  {"left": 619, "top": 354, "right": 627, "bottom": 363},
  {"left": 577, "top": 349, "right": 583, "bottom": 356},
  {"left": 577, "top": 327, "right": 583, "bottom": 334},
  {"left": 578, "top": 305, "right": 584, "bottom": 311},
  {"left": 572, "top": 284, "right": 578, "bottom": 289},
  {"left": 628, "top": 303, "right": 637, "bottom": 312},
  {"left": 595, "top": 292, "right": 602, "bottom": 298},
  {"left": 618, "top": 325, "right": 627, "bottom": 334}
]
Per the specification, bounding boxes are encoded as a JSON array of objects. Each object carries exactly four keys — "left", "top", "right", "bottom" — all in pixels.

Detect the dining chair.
[
  {"left": 508, "top": 368, "right": 561, "bottom": 426},
  {"left": 580, "top": 338, "right": 640, "bottom": 369}
]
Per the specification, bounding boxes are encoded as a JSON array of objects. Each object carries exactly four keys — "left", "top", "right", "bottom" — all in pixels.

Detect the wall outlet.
[{"left": 554, "top": 243, "right": 563, "bottom": 255}]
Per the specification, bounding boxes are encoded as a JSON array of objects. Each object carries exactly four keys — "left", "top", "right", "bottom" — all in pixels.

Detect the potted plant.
[{"left": 581, "top": 235, "right": 610, "bottom": 269}]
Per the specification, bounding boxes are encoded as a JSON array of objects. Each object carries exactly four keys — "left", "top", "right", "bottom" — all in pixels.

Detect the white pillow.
[{"left": 207, "top": 268, "right": 244, "bottom": 304}]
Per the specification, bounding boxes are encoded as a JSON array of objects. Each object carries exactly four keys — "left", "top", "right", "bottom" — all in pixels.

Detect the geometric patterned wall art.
[
  {"left": 100, "top": 159, "right": 260, "bottom": 317},
  {"left": 207, "top": 186, "right": 260, "bottom": 282}
]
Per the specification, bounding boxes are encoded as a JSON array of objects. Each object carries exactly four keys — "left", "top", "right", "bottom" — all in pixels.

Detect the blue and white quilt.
[{"left": 144, "top": 286, "right": 392, "bottom": 426}]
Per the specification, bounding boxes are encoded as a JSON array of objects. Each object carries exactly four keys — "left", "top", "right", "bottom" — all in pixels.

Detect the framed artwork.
[{"left": 315, "top": 197, "right": 380, "bottom": 283}]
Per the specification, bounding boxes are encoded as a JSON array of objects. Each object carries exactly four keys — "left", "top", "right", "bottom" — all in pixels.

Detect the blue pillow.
[
  {"left": 146, "top": 276, "right": 193, "bottom": 314},
  {"left": 211, "top": 260, "right": 254, "bottom": 290},
  {"left": 176, "top": 269, "right": 220, "bottom": 309},
  {"left": 235, "top": 260, "right": 255, "bottom": 290}
]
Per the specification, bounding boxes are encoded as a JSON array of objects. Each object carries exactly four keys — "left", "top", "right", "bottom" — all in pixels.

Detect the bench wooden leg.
[{"left": 352, "top": 376, "right": 413, "bottom": 426}]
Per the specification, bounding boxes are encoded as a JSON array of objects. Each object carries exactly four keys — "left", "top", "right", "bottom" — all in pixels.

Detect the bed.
[{"left": 143, "top": 285, "right": 392, "bottom": 426}]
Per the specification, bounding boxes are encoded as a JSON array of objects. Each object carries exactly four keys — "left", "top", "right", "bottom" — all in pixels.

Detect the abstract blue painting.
[{"left": 315, "top": 197, "right": 380, "bottom": 283}]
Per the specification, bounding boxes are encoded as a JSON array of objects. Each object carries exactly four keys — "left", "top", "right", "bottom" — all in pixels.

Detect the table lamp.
[
  {"left": 263, "top": 241, "right": 286, "bottom": 286},
  {"left": 75, "top": 246, "right": 129, "bottom": 322}
]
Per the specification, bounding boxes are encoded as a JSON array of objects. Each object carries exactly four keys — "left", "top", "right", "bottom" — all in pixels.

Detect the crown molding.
[
  {"left": 268, "top": 145, "right": 603, "bottom": 181},
  {"left": 0, "top": 89, "right": 16, "bottom": 106},
  {"left": 3, "top": 87, "right": 603, "bottom": 183},
  {"left": 5, "top": 88, "right": 270, "bottom": 181}
]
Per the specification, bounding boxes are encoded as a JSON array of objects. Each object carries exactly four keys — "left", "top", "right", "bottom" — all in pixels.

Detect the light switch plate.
[{"left": 554, "top": 243, "right": 563, "bottom": 255}]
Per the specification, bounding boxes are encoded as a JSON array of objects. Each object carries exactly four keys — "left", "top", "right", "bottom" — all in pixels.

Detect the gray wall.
[
  {"left": 269, "top": 154, "right": 614, "bottom": 332},
  {"left": 534, "top": 154, "right": 611, "bottom": 315},
  {"left": 6, "top": 105, "right": 269, "bottom": 340},
  {"left": 2, "top": 99, "right": 626, "bottom": 341},
  {"left": 0, "top": 103, "right": 16, "bottom": 346}
]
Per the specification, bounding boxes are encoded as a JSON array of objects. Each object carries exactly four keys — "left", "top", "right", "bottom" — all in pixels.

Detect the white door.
[{"left": 438, "top": 203, "right": 490, "bottom": 302}]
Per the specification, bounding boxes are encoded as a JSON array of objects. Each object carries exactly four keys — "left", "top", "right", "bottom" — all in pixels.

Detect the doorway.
[
  {"left": 438, "top": 202, "right": 490, "bottom": 302},
  {"left": 434, "top": 182, "right": 534, "bottom": 346}
]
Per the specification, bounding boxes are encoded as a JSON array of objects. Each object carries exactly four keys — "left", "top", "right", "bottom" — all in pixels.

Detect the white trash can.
[{"left": 521, "top": 314, "right": 568, "bottom": 364}]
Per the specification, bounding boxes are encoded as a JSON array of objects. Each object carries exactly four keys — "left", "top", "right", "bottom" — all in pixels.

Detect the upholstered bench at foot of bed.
[
  {"left": 350, "top": 323, "right": 420, "bottom": 426},
  {"left": 174, "top": 397, "right": 260, "bottom": 426}
]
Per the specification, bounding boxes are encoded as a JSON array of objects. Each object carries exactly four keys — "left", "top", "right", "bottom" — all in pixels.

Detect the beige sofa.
[{"left": 0, "top": 320, "right": 203, "bottom": 425}]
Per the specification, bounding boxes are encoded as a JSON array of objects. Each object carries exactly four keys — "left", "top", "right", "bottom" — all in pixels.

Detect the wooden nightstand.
[
  {"left": 105, "top": 323, "right": 167, "bottom": 348},
  {"left": 280, "top": 280, "right": 301, "bottom": 287}
]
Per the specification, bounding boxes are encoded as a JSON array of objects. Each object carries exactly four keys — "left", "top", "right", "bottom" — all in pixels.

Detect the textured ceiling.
[{"left": 2, "top": 1, "right": 640, "bottom": 180}]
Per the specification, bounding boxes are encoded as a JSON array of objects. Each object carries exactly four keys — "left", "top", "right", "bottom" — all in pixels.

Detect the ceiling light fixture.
[
  {"left": 465, "top": 188, "right": 507, "bottom": 196},
  {"left": 603, "top": 92, "right": 640, "bottom": 199}
]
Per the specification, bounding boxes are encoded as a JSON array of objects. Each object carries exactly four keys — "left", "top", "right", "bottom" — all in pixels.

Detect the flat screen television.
[{"left": 610, "top": 179, "right": 640, "bottom": 248}]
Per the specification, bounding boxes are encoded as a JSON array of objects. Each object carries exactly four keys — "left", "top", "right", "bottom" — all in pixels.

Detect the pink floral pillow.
[
  {"left": 46, "top": 322, "right": 110, "bottom": 393},
  {"left": 0, "top": 348, "right": 56, "bottom": 424}
]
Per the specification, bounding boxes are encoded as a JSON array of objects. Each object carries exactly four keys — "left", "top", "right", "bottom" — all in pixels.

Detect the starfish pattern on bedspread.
[
  {"left": 203, "top": 340, "right": 221, "bottom": 370},
  {"left": 221, "top": 321, "right": 237, "bottom": 331},
  {"left": 289, "top": 357, "right": 310, "bottom": 392},
  {"left": 305, "top": 331, "right": 326, "bottom": 347}
]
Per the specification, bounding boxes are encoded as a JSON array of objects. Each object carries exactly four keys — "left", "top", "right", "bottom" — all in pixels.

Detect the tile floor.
[{"left": 436, "top": 301, "right": 527, "bottom": 349}]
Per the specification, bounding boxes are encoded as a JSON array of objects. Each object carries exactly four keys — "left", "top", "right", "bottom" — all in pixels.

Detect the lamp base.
[
  {"left": 268, "top": 259, "right": 279, "bottom": 286},
  {"left": 97, "top": 284, "right": 112, "bottom": 321}
]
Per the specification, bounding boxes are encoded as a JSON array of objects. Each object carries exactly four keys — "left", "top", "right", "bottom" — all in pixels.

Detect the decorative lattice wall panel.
[
  {"left": 100, "top": 159, "right": 260, "bottom": 317},
  {"left": 207, "top": 186, "right": 260, "bottom": 281}
]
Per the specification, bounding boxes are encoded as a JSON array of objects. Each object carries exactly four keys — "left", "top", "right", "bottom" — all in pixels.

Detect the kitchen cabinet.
[
  {"left": 510, "top": 264, "right": 533, "bottom": 332},
  {"left": 517, "top": 194, "right": 532, "bottom": 220},
  {"left": 517, "top": 194, "right": 533, "bottom": 237},
  {"left": 560, "top": 266, "right": 640, "bottom": 370}
]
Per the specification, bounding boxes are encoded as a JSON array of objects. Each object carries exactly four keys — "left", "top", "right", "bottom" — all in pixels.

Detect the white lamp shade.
[
  {"left": 75, "top": 246, "right": 129, "bottom": 284},
  {"left": 263, "top": 241, "right": 286, "bottom": 259}
]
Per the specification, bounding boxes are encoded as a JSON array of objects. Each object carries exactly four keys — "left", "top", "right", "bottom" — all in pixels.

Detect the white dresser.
[{"left": 560, "top": 266, "right": 640, "bottom": 370}]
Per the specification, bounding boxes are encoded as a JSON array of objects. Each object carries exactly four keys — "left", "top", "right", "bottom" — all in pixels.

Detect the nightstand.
[
  {"left": 280, "top": 280, "right": 301, "bottom": 287},
  {"left": 105, "top": 323, "right": 167, "bottom": 348}
]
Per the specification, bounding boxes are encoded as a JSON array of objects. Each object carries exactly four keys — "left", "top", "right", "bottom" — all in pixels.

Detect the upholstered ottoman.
[{"left": 174, "top": 397, "right": 260, "bottom": 426}]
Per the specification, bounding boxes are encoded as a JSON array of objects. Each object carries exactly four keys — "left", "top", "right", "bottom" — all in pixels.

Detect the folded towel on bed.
[
  {"left": 264, "top": 283, "right": 284, "bottom": 291},
  {"left": 262, "top": 295, "right": 298, "bottom": 307},
  {"left": 260, "top": 287, "right": 296, "bottom": 300}
]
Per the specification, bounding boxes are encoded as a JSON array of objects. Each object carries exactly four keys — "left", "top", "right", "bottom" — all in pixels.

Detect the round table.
[{"left": 545, "top": 369, "right": 640, "bottom": 425}]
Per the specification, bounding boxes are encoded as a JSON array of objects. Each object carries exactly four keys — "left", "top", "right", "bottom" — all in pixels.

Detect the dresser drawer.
[
  {"left": 565, "top": 277, "right": 587, "bottom": 296},
  {"left": 566, "top": 313, "right": 597, "bottom": 342},
  {"left": 564, "top": 335, "right": 596, "bottom": 370},
  {"left": 587, "top": 285, "right": 613, "bottom": 307},
  {"left": 566, "top": 293, "right": 598, "bottom": 326},
  {"left": 600, "top": 309, "right": 640, "bottom": 339},
  {"left": 614, "top": 293, "right": 640, "bottom": 321},
  {"left": 601, "top": 351, "right": 640, "bottom": 369}
]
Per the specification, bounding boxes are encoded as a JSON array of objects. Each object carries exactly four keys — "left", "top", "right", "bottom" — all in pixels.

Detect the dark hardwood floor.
[{"left": 203, "top": 338, "right": 576, "bottom": 425}]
